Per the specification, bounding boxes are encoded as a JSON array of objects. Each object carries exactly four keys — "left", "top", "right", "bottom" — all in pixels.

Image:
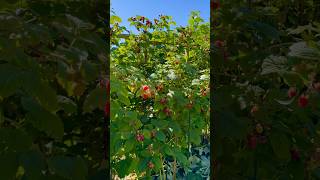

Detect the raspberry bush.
[{"left": 110, "top": 12, "right": 210, "bottom": 179}]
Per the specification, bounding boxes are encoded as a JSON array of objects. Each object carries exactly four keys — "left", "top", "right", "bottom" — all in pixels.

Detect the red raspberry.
[
  {"left": 298, "top": 95, "right": 308, "bottom": 108},
  {"left": 288, "top": 87, "right": 297, "bottom": 98},
  {"left": 247, "top": 135, "right": 257, "bottom": 149},
  {"left": 142, "top": 85, "right": 149, "bottom": 91},
  {"left": 136, "top": 134, "right": 144, "bottom": 142},
  {"left": 140, "top": 16, "right": 145, "bottom": 23},
  {"left": 163, "top": 107, "right": 171, "bottom": 116},
  {"left": 159, "top": 98, "right": 167, "bottom": 105},
  {"left": 290, "top": 149, "right": 300, "bottom": 161},
  {"left": 146, "top": 20, "right": 152, "bottom": 26}
]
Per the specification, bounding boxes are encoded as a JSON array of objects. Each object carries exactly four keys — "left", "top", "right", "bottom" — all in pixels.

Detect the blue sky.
[{"left": 111, "top": 0, "right": 209, "bottom": 32}]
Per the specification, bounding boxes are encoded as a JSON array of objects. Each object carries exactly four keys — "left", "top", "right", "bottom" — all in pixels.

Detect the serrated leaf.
[
  {"left": 288, "top": 41, "right": 320, "bottom": 60},
  {"left": 83, "top": 87, "right": 107, "bottom": 113},
  {"left": 57, "top": 96, "right": 77, "bottom": 114},
  {"left": 261, "top": 55, "right": 288, "bottom": 75},
  {"left": 0, "top": 64, "right": 22, "bottom": 98},
  {"left": 20, "top": 150, "right": 46, "bottom": 179},
  {"left": 190, "top": 128, "right": 201, "bottom": 145},
  {"left": 0, "top": 128, "right": 32, "bottom": 152},
  {"left": 22, "top": 71, "right": 58, "bottom": 112},
  {"left": 270, "top": 132, "right": 290, "bottom": 160},
  {"left": 156, "top": 131, "right": 166, "bottom": 142},
  {"left": 22, "top": 98, "right": 64, "bottom": 139},
  {"left": 164, "top": 145, "right": 174, "bottom": 156},
  {"left": 0, "top": 152, "right": 18, "bottom": 180},
  {"left": 124, "top": 139, "right": 135, "bottom": 153},
  {"left": 48, "top": 156, "right": 88, "bottom": 180}
]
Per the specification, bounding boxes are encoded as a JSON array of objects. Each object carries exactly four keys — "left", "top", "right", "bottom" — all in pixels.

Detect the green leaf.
[
  {"left": 0, "top": 64, "right": 22, "bottom": 98},
  {"left": 22, "top": 71, "right": 58, "bottom": 112},
  {"left": 22, "top": 98, "right": 64, "bottom": 139},
  {"left": 174, "top": 150, "right": 188, "bottom": 167},
  {"left": 288, "top": 41, "right": 320, "bottom": 60},
  {"left": 164, "top": 145, "right": 174, "bottom": 156},
  {"left": 215, "top": 111, "right": 249, "bottom": 139},
  {"left": 0, "top": 152, "right": 18, "bottom": 180},
  {"left": 281, "top": 72, "right": 305, "bottom": 87},
  {"left": 0, "top": 128, "right": 32, "bottom": 152},
  {"left": 261, "top": 55, "right": 288, "bottom": 75},
  {"left": 247, "top": 21, "right": 280, "bottom": 40},
  {"left": 111, "top": 15, "right": 122, "bottom": 24},
  {"left": 48, "top": 156, "right": 88, "bottom": 180},
  {"left": 124, "top": 138, "right": 135, "bottom": 153},
  {"left": 138, "top": 157, "right": 150, "bottom": 173},
  {"left": 143, "top": 129, "right": 151, "bottom": 139},
  {"left": 83, "top": 87, "right": 107, "bottom": 113},
  {"left": 57, "top": 96, "right": 77, "bottom": 114},
  {"left": 156, "top": 130, "right": 166, "bottom": 142},
  {"left": 151, "top": 119, "right": 168, "bottom": 129},
  {"left": 20, "top": 150, "right": 46, "bottom": 179},
  {"left": 152, "top": 156, "right": 162, "bottom": 171},
  {"left": 270, "top": 132, "right": 290, "bottom": 160},
  {"left": 80, "top": 61, "right": 99, "bottom": 82},
  {"left": 189, "top": 128, "right": 201, "bottom": 145},
  {"left": 117, "top": 92, "right": 130, "bottom": 106},
  {"left": 115, "top": 158, "right": 133, "bottom": 178},
  {"left": 312, "top": 167, "right": 320, "bottom": 179}
]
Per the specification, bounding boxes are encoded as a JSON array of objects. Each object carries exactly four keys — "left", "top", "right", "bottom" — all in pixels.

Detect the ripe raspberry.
[
  {"left": 146, "top": 20, "right": 152, "bottom": 26},
  {"left": 140, "top": 16, "right": 145, "bottom": 23},
  {"left": 163, "top": 107, "right": 171, "bottom": 116},
  {"left": 136, "top": 134, "right": 144, "bottom": 142},
  {"left": 247, "top": 135, "right": 257, "bottom": 149},
  {"left": 298, "top": 95, "right": 308, "bottom": 108},
  {"left": 288, "top": 87, "right": 297, "bottom": 98},
  {"left": 290, "top": 149, "right": 300, "bottom": 161},
  {"left": 142, "top": 85, "right": 149, "bottom": 91},
  {"left": 159, "top": 98, "right": 167, "bottom": 105}
]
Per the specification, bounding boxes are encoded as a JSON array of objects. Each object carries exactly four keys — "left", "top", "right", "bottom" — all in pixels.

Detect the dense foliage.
[
  {"left": 0, "top": 0, "right": 108, "bottom": 179},
  {"left": 213, "top": 0, "right": 320, "bottom": 179},
  {"left": 110, "top": 12, "right": 210, "bottom": 179}
]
